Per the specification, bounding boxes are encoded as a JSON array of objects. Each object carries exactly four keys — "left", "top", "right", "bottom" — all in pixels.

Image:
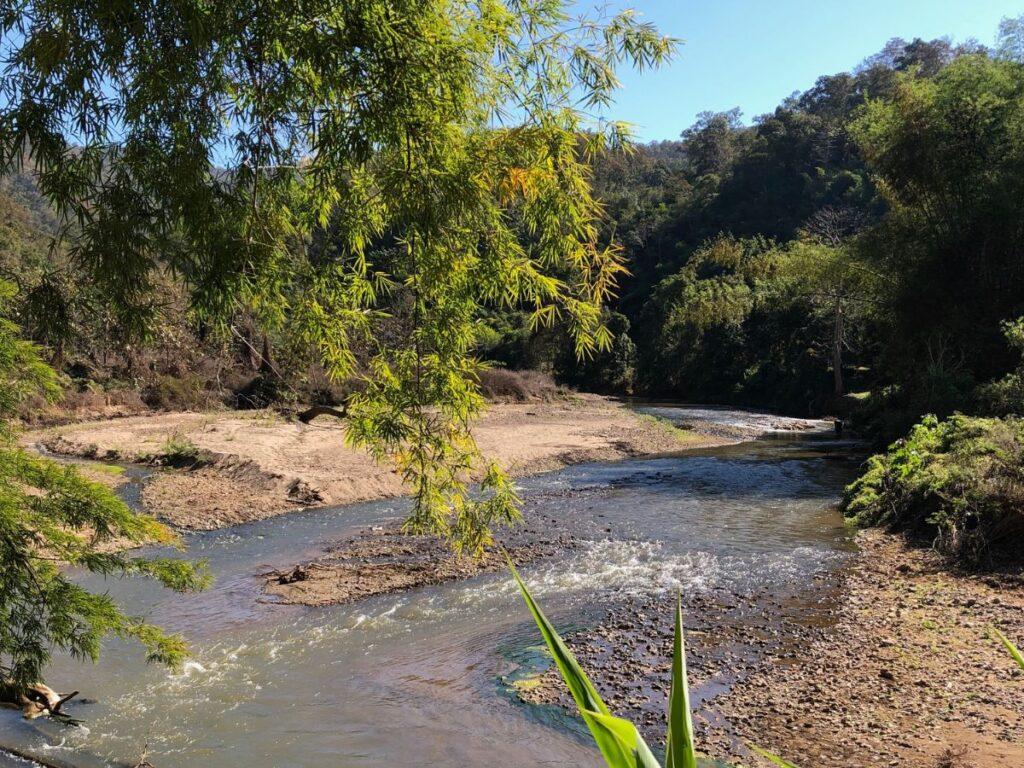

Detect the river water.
[{"left": 0, "top": 407, "right": 863, "bottom": 768}]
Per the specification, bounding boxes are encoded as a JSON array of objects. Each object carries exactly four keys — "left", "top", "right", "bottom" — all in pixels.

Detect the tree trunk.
[
  {"left": 259, "top": 333, "right": 275, "bottom": 376},
  {"left": 297, "top": 404, "right": 347, "bottom": 423},
  {"left": 832, "top": 300, "right": 845, "bottom": 397}
]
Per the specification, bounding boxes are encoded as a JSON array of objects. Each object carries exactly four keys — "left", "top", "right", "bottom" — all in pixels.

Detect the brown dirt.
[
  {"left": 515, "top": 530, "right": 1024, "bottom": 768},
  {"left": 264, "top": 515, "right": 574, "bottom": 606},
  {"left": 33, "top": 396, "right": 718, "bottom": 529}
]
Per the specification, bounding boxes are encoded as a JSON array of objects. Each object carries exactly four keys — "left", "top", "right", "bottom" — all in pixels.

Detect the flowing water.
[{"left": 1, "top": 407, "right": 864, "bottom": 768}]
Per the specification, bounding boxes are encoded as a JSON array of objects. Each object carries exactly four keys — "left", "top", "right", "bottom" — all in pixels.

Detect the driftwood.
[
  {"left": 0, "top": 678, "right": 78, "bottom": 719},
  {"left": 133, "top": 743, "right": 156, "bottom": 768},
  {"left": 0, "top": 741, "right": 76, "bottom": 768},
  {"left": 296, "top": 404, "right": 347, "bottom": 423},
  {"left": 268, "top": 565, "right": 310, "bottom": 584}
]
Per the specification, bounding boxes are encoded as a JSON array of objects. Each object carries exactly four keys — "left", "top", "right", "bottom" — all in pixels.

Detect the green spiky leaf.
[
  {"left": 748, "top": 744, "right": 802, "bottom": 768},
  {"left": 510, "top": 560, "right": 659, "bottom": 768},
  {"left": 992, "top": 626, "right": 1024, "bottom": 671},
  {"left": 583, "top": 709, "right": 662, "bottom": 768},
  {"left": 666, "top": 594, "right": 698, "bottom": 768}
]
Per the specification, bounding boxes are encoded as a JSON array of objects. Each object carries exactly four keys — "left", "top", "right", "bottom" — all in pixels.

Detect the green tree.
[
  {"left": 555, "top": 310, "right": 637, "bottom": 393},
  {"left": 0, "top": 282, "right": 209, "bottom": 693},
  {"left": 0, "top": 1, "right": 675, "bottom": 552},
  {"left": 851, "top": 54, "right": 1024, "bottom": 414},
  {"left": 979, "top": 317, "right": 1024, "bottom": 415},
  {"left": 780, "top": 208, "right": 882, "bottom": 397},
  {"left": 679, "top": 108, "right": 745, "bottom": 178},
  {"left": 997, "top": 14, "right": 1024, "bottom": 63}
]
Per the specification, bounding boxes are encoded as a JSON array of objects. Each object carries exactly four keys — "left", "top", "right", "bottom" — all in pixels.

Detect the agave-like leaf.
[
  {"left": 666, "top": 594, "right": 698, "bottom": 768},
  {"left": 992, "top": 626, "right": 1024, "bottom": 671},
  {"left": 509, "top": 560, "right": 660, "bottom": 768},
  {"left": 584, "top": 709, "right": 662, "bottom": 768},
  {"left": 748, "top": 744, "right": 802, "bottom": 768}
]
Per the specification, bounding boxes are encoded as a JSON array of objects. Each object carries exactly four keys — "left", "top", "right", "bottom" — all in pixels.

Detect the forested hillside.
[
  {"left": 3, "top": 27, "right": 1024, "bottom": 443},
  {"left": 575, "top": 30, "right": 1024, "bottom": 436}
]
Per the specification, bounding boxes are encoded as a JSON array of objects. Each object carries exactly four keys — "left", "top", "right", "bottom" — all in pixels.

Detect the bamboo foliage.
[
  {"left": 0, "top": 283, "right": 210, "bottom": 690},
  {"left": 0, "top": 0, "right": 676, "bottom": 555}
]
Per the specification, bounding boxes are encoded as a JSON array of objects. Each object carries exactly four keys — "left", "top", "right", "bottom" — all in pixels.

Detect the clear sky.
[{"left": 605, "top": 0, "right": 1023, "bottom": 141}]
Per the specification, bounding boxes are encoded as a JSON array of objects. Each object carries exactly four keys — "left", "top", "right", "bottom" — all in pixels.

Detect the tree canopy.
[{"left": 0, "top": 0, "right": 676, "bottom": 551}]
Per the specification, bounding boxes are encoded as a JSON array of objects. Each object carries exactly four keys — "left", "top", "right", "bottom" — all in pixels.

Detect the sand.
[{"left": 34, "top": 395, "right": 716, "bottom": 529}]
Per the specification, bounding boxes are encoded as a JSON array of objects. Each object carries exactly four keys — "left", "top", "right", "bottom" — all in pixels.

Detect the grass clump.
[
  {"left": 843, "top": 414, "right": 1024, "bottom": 564},
  {"left": 636, "top": 413, "right": 703, "bottom": 444},
  {"left": 137, "top": 432, "right": 208, "bottom": 468},
  {"left": 86, "top": 462, "right": 126, "bottom": 476},
  {"left": 158, "top": 432, "right": 205, "bottom": 467}
]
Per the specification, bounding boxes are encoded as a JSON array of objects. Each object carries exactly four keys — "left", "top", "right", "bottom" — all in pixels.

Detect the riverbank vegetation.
[
  {"left": 0, "top": 282, "right": 208, "bottom": 700},
  {"left": 0, "top": 23, "right": 1018, "bottom": 428},
  {"left": 843, "top": 415, "right": 1024, "bottom": 565},
  {"left": 612, "top": 30, "right": 1024, "bottom": 432},
  {"left": 2, "top": 19, "right": 1023, "bottom": 443}
]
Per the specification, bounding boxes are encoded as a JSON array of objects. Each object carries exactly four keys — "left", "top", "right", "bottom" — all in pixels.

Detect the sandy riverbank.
[
  {"left": 517, "top": 530, "right": 1024, "bottom": 768},
  {"left": 32, "top": 395, "right": 718, "bottom": 530}
]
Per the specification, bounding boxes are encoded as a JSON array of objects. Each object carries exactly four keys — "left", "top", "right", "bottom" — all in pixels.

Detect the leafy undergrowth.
[{"left": 843, "top": 414, "right": 1024, "bottom": 565}]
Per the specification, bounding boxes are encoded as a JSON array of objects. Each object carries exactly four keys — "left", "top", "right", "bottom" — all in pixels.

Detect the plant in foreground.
[
  {"left": 992, "top": 626, "right": 1024, "bottom": 672},
  {"left": 510, "top": 562, "right": 797, "bottom": 767}
]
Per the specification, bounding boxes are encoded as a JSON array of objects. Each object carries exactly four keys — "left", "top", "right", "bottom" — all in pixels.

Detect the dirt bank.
[
  {"left": 264, "top": 514, "right": 574, "bottom": 606},
  {"left": 516, "top": 531, "right": 1024, "bottom": 768},
  {"left": 33, "top": 396, "right": 717, "bottom": 530}
]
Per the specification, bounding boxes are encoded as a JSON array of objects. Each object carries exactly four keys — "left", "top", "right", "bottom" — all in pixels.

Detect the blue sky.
[{"left": 604, "top": 0, "right": 1023, "bottom": 141}]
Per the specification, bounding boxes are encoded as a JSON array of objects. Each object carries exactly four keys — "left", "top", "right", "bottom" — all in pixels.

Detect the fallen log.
[
  {"left": 296, "top": 404, "right": 347, "bottom": 423},
  {"left": 0, "top": 742, "right": 78, "bottom": 768},
  {"left": 0, "top": 679, "right": 78, "bottom": 719}
]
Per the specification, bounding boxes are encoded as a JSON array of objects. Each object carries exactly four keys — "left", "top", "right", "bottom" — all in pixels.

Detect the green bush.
[
  {"left": 979, "top": 317, "right": 1024, "bottom": 416},
  {"left": 843, "top": 414, "right": 1024, "bottom": 564}
]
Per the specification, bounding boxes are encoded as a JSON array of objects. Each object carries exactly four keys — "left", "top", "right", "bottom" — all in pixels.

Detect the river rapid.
[{"left": 1, "top": 407, "right": 864, "bottom": 768}]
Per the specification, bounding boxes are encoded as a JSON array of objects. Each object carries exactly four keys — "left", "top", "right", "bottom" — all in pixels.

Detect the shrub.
[
  {"left": 843, "top": 414, "right": 1024, "bottom": 564},
  {"left": 136, "top": 432, "right": 208, "bottom": 468},
  {"left": 232, "top": 373, "right": 288, "bottom": 409},
  {"left": 17, "top": 380, "right": 148, "bottom": 426},
  {"left": 142, "top": 373, "right": 215, "bottom": 411},
  {"left": 159, "top": 432, "right": 203, "bottom": 464},
  {"left": 476, "top": 368, "right": 562, "bottom": 402},
  {"left": 979, "top": 317, "right": 1024, "bottom": 416}
]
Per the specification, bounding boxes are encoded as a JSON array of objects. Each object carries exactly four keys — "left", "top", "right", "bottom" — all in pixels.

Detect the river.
[{"left": 0, "top": 407, "right": 863, "bottom": 768}]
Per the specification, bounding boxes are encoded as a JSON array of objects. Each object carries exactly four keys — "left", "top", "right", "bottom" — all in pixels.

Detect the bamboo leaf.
[
  {"left": 748, "top": 744, "right": 802, "bottom": 768},
  {"left": 665, "top": 594, "right": 698, "bottom": 768},
  {"left": 509, "top": 560, "right": 658, "bottom": 768},
  {"left": 992, "top": 626, "right": 1024, "bottom": 671}
]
